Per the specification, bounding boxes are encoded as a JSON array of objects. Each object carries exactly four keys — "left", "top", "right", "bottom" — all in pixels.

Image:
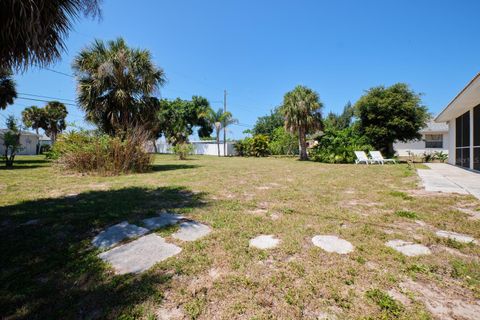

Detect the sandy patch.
[{"left": 400, "top": 279, "right": 480, "bottom": 320}]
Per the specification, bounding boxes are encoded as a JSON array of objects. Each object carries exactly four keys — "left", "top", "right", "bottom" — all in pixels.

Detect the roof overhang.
[{"left": 435, "top": 72, "right": 480, "bottom": 122}]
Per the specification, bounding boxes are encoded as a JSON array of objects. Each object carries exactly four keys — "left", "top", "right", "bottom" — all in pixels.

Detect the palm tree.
[
  {"left": 0, "top": 69, "right": 17, "bottom": 110},
  {"left": 280, "top": 85, "right": 323, "bottom": 160},
  {"left": 73, "top": 38, "right": 166, "bottom": 137},
  {"left": 0, "top": 0, "right": 101, "bottom": 71},
  {"left": 22, "top": 106, "right": 46, "bottom": 154},
  {"left": 44, "top": 101, "right": 68, "bottom": 143},
  {"left": 206, "top": 108, "right": 237, "bottom": 157}
]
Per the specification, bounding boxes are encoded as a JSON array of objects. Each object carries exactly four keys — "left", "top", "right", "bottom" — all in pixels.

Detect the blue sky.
[{"left": 3, "top": 0, "right": 480, "bottom": 139}]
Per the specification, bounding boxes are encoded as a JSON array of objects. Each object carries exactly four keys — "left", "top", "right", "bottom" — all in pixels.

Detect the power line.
[
  {"left": 42, "top": 67, "right": 75, "bottom": 78},
  {"left": 18, "top": 92, "right": 76, "bottom": 103},
  {"left": 16, "top": 96, "right": 77, "bottom": 107}
]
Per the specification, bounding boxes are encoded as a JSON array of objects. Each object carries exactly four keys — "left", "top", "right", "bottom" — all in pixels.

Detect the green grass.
[
  {"left": 1, "top": 155, "right": 479, "bottom": 319},
  {"left": 395, "top": 210, "right": 418, "bottom": 219},
  {"left": 366, "top": 288, "right": 404, "bottom": 318}
]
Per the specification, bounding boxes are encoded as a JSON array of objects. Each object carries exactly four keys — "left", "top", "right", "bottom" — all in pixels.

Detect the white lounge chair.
[
  {"left": 369, "top": 151, "right": 396, "bottom": 165},
  {"left": 354, "top": 151, "right": 372, "bottom": 164}
]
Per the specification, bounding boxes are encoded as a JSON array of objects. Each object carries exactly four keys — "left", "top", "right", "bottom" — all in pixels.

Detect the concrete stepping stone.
[
  {"left": 312, "top": 235, "right": 354, "bottom": 254},
  {"left": 249, "top": 235, "right": 281, "bottom": 249},
  {"left": 92, "top": 221, "right": 149, "bottom": 249},
  {"left": 142, "top": 213, "right": 184, "bottom": 230},
  {"left": 435, "top": 230, "right": 477, "bottom": 244},
  {"left": 386, "top": 239, "right": 431, "bottom": 256},
  {"left": 172, "top": 221, "right": 211, "bottom": 241},
  {"left": 98, "top": 234, "right": 181, "bottom": 275}
]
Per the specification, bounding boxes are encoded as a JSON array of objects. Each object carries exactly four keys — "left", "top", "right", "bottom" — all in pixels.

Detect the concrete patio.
[{"left": 417, "top": 163, "right": 480, "bottom": 199}]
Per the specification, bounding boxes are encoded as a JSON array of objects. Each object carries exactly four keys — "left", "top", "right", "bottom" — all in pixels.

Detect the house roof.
[
  {"left": 420, "top": 120, "right": 448, "bottom": 133},
  {"left": 0, "top": 129, "right": 38, "bottom": 136},
  {"left": 435, "top": 72, "right": 480, "bottom": 122}
]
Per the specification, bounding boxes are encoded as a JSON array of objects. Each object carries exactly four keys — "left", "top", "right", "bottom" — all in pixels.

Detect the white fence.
[{"left": 155, "top": 141, "right": 237, "bottom": 156}]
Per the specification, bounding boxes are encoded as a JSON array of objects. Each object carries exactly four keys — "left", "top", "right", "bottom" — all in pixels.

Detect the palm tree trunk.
[
  {"left": 35, "top": 128, "right": 40, "bottom": 155},
  {"left": 216, "top": 129, "right": 220, "bottom": 157},
  {"left": 298, "top": 127, "right": 308, "bottom": 160}
]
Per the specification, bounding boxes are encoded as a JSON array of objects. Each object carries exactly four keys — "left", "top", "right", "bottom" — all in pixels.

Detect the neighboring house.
[
  {"left": 155, "top": 140, "right": 237, "bottom": 156},
  {"left": 435, "top": 72, "right": 480, "bottom": 172},
  {"left": 0, "top": 129, "right": 39, "bottom": 155},
  {"left": 394, "top": 120, "right": 449, "bottom": 156}
]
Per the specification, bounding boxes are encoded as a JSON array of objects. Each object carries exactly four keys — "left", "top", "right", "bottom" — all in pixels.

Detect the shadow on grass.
[
  {"left": 0, "top": 157, "right": 51, "bottom": 170},
  {"left": 0, "top": 186, "right": 208, "bottom": 319},
  {"left": 150, "top": 163, "right": 200, "bottom": 172}
]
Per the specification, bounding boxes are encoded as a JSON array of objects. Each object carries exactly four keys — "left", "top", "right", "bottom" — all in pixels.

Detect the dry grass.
[{"left": 1, "top": 155, "right": 479, "bottom": 319}]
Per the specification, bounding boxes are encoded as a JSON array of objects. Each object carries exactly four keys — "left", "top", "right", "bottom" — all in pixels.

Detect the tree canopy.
[
  {"left": 157, "top": 97, "right": 213, "bottom": 145},
  {"left": 73, "top": 38, "right": 166, "bottom": 136},
  {"left": 0, "top": 69, "right": 17, "bottom": 110},
  {"left": 280, "top": 85, "right": 323, "bottom": 160},
  {"left": 251, "top": 107, "right": 284, "bottom": 138},
  {"left": 324, "top": 102, "right": 354, "bottom": 131},
  {"left": 21, "top": 102, "right": 68, "bottom": 142},
  {"left": 354, "top": 83, "right": 429, "bottom": 156},
  {"left": 0, "top": 0, "right": 101, "bottom": 71}
]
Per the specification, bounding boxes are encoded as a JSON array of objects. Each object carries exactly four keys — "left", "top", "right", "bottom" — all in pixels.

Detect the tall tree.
[
  {"left": 205, "top": 108, "right": 237, "bottom": 157},
  {"left": 73, "top": 38, "right": 166, "bottom": 137},
  {"left": 157, "top": 97, "right": 213, "bottom": 146},
  {"left": 355, "top": 83, "right": 429, "bottom": 156},
  {"left": 251, "top": 107, "right": 285, "bottom": 138},
  {"left": 323, "top": 102, "right": 354, "bottom": 131},
  {"left": 0, "top": 69, "right": 17, "bottom": 110},
  {"left": 280, "top": 85, "right": 323, "bottom": 160},
  {"left": 22, "top": 106, "right": 46, "bottom": 154},
  {"left": 0, "top": 0, "right": 101, "bottom": 71},
  {"left": 2, "top": 116, "right": 22, "bottom": 167},
  {"left": 43, "top": 101, "right": 68, "bottom": 143}
]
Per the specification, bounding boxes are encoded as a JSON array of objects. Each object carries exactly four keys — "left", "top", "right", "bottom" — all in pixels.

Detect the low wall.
[{"left": 155, "top": 141, "right": 237, "bottom": 156}]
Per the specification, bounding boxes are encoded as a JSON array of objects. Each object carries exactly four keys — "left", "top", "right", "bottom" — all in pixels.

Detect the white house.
[
  {"left": 0, "top": 130, "right": 40, "bottom": 155},
  {"left": 155, "top": 140, "right": 237, "bottom": 156},
  {"left": 393, "top": 120, "right": 449, "bottom": 157},
  {"left": 435, "top": 72, "right": 480, "bottom": 172}
]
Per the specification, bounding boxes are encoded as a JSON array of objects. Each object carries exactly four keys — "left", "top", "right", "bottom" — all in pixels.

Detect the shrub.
[
  {"left": 235, "top": 135, "right": 270, "bottom": 157},
  {"left": 172, "top": 142, "right": 194, "bottom": 160},
  {"left": 311, "top": 127, "right": 374, "bottom": 163},
  {"left": 269, "top": 127, "right": 298, "bottom": 155},
  {"left": 50, "top": 129, "right": 152, "bottom": 175}
]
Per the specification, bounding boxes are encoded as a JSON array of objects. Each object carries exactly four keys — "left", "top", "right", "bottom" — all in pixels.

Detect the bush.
[
  {"left": 269, "top": 127, "right": 298, "bottom": 155},
  {"left": 235, "top": 134, "right": 270, "bottom": 157},
  {"left": 311, "top": 127, "right": 374, "bottom": 163},
  {"left": 50, "top": 130, "right": 152, "bottom": 175},
  {"left": 171, "top": 142, "right": 194, "bottom": 160}
]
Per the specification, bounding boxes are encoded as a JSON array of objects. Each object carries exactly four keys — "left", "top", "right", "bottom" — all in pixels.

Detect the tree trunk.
[
  {"left": 298, "top": 127, "right": 308, "bottom": 160},
  {"left": 216, "top": 129, "right": 220, "bottom": 157},
  {"left": 35, "top": 128, "right": 40, "bottom": 155},
  {"left": 386, "top": 142, "right": 395, "bottom": 158},
  {"left": 152, "top": 139, "right": 158, "bottom": 153}
]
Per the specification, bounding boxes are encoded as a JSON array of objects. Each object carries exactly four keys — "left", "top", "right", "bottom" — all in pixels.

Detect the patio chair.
[
  {"left": 369, "top": 151, "right": 396, "bottom": 165},
  {"left": 354, "top": 151, "right": 372, "bottom": 165}
]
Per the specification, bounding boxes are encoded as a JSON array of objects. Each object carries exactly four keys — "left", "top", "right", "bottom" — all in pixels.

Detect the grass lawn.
[{"left": 1, "top": 155, "right": 479, "bottom": 319}]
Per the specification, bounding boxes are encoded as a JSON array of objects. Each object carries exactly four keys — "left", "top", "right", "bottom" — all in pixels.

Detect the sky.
[{"left": 3, "top": 0, "right": 480, "bottom": 139}]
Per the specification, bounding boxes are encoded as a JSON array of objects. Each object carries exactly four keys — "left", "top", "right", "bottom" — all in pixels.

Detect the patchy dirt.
[
  {"left": 400, "top": 279, "right": 480, "bottom": 320},
  {"left": 340, "top": 199, "right": 382, "bottom": 210},
  {"left": 156, "top": 306, "right": 184, "bottom": 320},
  {"left": 456, "top": 207, "right": 480, "bottom": 220}
]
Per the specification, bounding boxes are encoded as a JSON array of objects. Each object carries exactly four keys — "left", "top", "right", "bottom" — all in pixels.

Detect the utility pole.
[{"left": 223, "top": 89, "right": 227, "bottom": 157}]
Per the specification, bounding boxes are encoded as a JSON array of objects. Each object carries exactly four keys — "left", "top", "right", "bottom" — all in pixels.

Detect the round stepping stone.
[
  {"left": 172, "top": 221, "right": 211, "bottom": 241},
  {"left": 311, "top": 235, "right": 354, "bottom": 254},
  {"left": 386, "top": 239, "right": 431, "bottom": 256},
  {"left": 249, "top": 235, "right": 280, "bottom": 249},
  {"left": 435, "top": 230, "right": 477, "bottom": 244}
]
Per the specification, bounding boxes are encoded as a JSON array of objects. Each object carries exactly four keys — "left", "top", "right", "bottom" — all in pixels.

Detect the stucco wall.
[{"left": 393, "top": 133, "right": 449, "bottom": 156}]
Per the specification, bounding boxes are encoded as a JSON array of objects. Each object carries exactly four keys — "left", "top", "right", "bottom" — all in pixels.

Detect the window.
[
  {"left": 424, "top": 134, "right": 443, "bottom": 148},
  {"left": 455, "top": 111, "right": 470, "bottom": 168}
]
